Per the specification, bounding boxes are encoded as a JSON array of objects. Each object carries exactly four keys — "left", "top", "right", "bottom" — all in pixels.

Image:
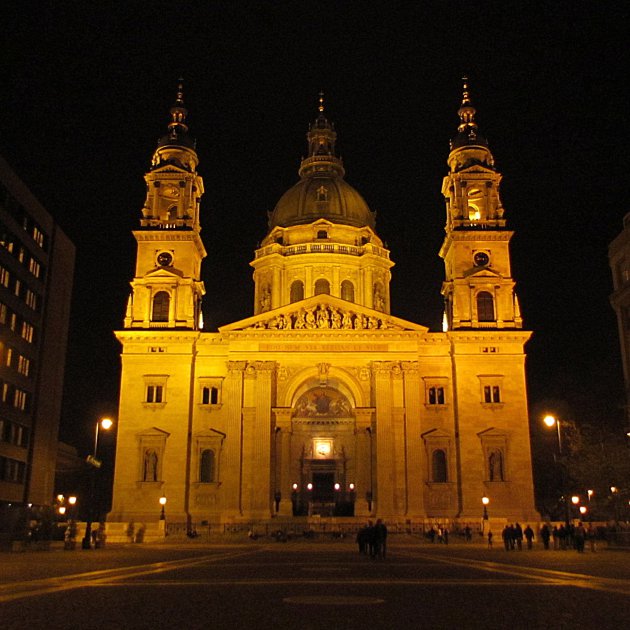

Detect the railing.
[{"left": 256, "top": 242, "right": 389, "bottom": 260}]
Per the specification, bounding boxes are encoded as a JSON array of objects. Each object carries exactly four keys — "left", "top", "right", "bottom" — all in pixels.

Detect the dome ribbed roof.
[
  {"left": 268, "top": 99, "right": 376, "bottom": 230},
  {"left": 269, "top": 172, "right": 375, "bottom": 229}
]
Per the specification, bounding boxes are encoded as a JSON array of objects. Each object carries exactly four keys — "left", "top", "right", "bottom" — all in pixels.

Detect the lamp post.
[
  {"left": 159, "top": 496, "right": 167, "bottom": 520},
  {"left": 482, "top": 496, "right": 490, "bottom": 534},
  {"left": 82, "top": 417, "right": 113, "bottom": 549},
  {"left": 543, "top": 414, "right": 571, "bottom": 528}
]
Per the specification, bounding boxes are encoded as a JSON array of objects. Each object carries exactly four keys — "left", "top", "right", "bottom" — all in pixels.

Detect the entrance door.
[{"left": 312, "top": 472, "right": 334, "bottom": 502}]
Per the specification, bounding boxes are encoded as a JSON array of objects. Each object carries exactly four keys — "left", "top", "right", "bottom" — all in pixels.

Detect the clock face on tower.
[
  {"left": 473, "top": 251, "right": 490, "bottom": 267},
  {"left": 157, "top": 251, "right": 173, "bottom": 267}
]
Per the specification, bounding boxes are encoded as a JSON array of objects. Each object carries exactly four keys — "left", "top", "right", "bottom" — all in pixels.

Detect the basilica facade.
[{"left": 109, "top": 84, "right": 538, "bottom": 528}]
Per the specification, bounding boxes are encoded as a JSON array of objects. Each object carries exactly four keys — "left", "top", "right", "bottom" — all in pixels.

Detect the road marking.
[
  {"left": 400, "top": 550, "right": 630, "bottom": 596},
  {"left": 0, "top": 548, "right": 261, "bottom": 603}
]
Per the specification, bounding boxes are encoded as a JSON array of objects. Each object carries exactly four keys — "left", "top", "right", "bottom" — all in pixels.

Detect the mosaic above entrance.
[{"left": 294, "top": 387, "right": 352, "bottom": 418}]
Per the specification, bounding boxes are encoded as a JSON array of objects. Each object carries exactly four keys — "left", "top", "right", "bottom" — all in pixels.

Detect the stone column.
[
  {"left": 224, "top": 361, "right": 247, "bottom": 516},
  {"left": 402, "top": 361, "right": 426, "bottom": 518},
  {"left": 273, "top": 408, "right": 293, "bottom": 516},
  {"left": 354, "top": 407, "right": 375, "bottom": 518}
]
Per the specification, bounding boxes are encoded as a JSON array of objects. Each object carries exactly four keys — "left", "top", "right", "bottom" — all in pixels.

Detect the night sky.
[{"left": 1, "top": 3, "right": 629, "bottom": 453}]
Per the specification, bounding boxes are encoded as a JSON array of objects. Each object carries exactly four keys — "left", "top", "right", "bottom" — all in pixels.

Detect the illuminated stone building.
[
  {"left": 0, "top": 154, "right": 75, "bottom": 537},
  {"left": 110, "top": 84, "right": 538, "bottom": 528}
]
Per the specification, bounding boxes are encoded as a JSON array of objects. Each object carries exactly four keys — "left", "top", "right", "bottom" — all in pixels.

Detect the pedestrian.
[
  {"left": 524, "top": 525, "right": 534, "bottom": 550},
  {"left": 443, "top": 527, "right": 449, "bottom": 545},
  {"left": 502, "top": 525, "right": 511, "bottom": 551},
  {"left": 514, "top": 523, "right": 523, "bottom": 550},
  {"left": 574, "top": 522, "right": 586, "bottom": 553},
  {"left": 487, "top": 530, "right": 493, "bottom": 549},
  {"left": 374, "top": 519, "right": 388, "bottom": 560},
  {"left": 586, "top": 525, "right": 597, "bottom": 552},
  {"left": 366, "top": 521, "right": 377, "bottom": 558},
  {"left": 552, "top": 526, "right": 559, "bottom": 550},
  {"left": 464, "top": 525, "right": 472, "bottom": 542},
  {"left": 540, "top": 524, "right": 550, "bottom": 550},
  {"left": 356, "top": 523, "right": 369, "bottom": 555}
]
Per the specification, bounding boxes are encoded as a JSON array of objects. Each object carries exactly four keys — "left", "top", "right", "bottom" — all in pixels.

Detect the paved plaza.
[{"left": 1, "top": 536, "right": 629, "bottom": 629}]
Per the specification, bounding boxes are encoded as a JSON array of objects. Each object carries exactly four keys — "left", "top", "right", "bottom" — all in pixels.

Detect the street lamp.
[
  {"left": 482, "top": 496, "right": 490, "bottom": 533},
  {"left": 543, "top": 414, "right": 571, "bottom": 527},
  {"left": 159, "top": 496, "right": 167, "bottom": 520},
  {"left": 82, "top": 417, "right": 114, "bottom": 549}
]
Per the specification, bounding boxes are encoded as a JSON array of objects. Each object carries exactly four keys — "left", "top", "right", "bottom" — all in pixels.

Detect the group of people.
[
  {"left": 499, "top": 523, "right": 535, "bottom": 550},
  {"left": 538, "top": 522, "right": 597, "bottom": 552},
  {"left": 356, "top": 519, "right": 388, "bottom": 559},
  {"left": 496, "top": 522, "right": 596, "bottom": 552}
]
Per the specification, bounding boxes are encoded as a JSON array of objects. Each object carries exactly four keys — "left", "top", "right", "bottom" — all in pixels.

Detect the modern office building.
[
  {"left": 0, "top": 154, "right": 75, "bottom": 538},
  {"left": 110, "top": 84, "right": 538, "bottom": 528}
]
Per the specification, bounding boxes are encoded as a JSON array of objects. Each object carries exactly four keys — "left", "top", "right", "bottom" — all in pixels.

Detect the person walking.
[
  {"left": 540, "top": 524, "right": 551, "bottom": 550},
  {"left": 524, "top": 524, "right": 534, "bottom": 550},
  {"left": 487, "top": 530, "right": 493, "bottom": 549},
  {"left": 374, "top": 519, "right": 388, "bottom": 560}
]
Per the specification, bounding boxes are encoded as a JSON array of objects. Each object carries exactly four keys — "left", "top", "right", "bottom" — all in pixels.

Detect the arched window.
[
  {"left": 477, "top": 291, "right": 495, "bottom": 322},
  {"left": 432, "top": 449, "right": 448, "bottom": 483},
  {"left": 199, "top": 449, "right": 215, "bottom": 483},
  {"left": 488, "top": 449, "right": 505, "bottom": 481},
  {"left": 314, "top": 279, "right": 330, "bottom": 295},
  {"left": 340, "top": 280, "right": 354, "bottom": 302},
  {"left": 152, "top": 291, "right": 170, "bottom": 322},
  {"left": 290, "top": 280, "right": 304, "bottom": 303}
]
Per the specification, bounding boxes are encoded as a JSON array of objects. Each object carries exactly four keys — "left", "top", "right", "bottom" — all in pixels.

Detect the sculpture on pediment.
[
  {"left": 342, "top": 311, "right": 353, "bottom": 329},
  {"left": 305, "top": 307, "right": 316, "bottom": 329},
  {"left": 295, "top": 309, "right": 306, "bottom": 329},
  {"left": 330, "top": 306, "right": 341, "bottom": 329},
  {"left": 317, "top": 305, "right": 329, "bottom": 328}
]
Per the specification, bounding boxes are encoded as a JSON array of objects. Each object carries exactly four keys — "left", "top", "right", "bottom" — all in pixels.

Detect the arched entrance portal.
[{"left": 290, "top": 387, "right": 356, "bottom": 517}]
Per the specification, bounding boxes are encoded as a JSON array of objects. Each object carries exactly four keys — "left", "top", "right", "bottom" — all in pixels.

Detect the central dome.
[
  {"left": 268, "top": 105, "right": 376, "bottom": 230},
  {"left": 269, "top": 172, "right": 375, "bottom": 229}
]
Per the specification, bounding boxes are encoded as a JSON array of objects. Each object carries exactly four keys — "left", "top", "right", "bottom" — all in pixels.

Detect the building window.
[
  {"left": 317, "top": 230, "right": 328, "bottom": 239},
  {"left": 316, "top": 186, "right": 328, "bottom": 202},
  {"left": 25, "top": 289, "right": 37, "bottom": 310},
  {"left": 146, "top": 385, "right": 163, "bottom": 403},
  {"left": 21, "top": 322, "right": 34, "bottom": 343},
  {"left": 432, "top": 449, "right": 448, "bottom": 483},
  {"left": 488, "top": 449, "right": 505, "bottom": 481},
  {"left": 0, "top": 266, "right": 10, "bottom": 287},
  {"left": 151, "top": 291, "right": 170, "bottom": 322},
  {"left": 290, "top": 280, "right": 304, "bottom": 303},
  {"left": 17, "top": 355, "right": 30, "bottom": 377},
  {"left": 0, "top": 302, "right": 6, "bottom": 324},
  {"left": 13, "top": 388, "right": 28, "bottom": 411},
  {"left": 340, "top": 280, "right": 354, "bottom": 302},
  {"left": 28, "top": 257, "right": 41, "bottom": 278},
  {"left": 428, "top": 386, "right": 445, "bottom": 405},
  {"left": 477, "top": 291, "right": 495, "bottom": 322},
  {"left": 314, "top": 279, "right": 330, "bottom": 295},
  {"left": 202, "top": 386, "right": 219, "bottom": 405},
  {"left": 199, "top": 449, "right": 216, "bottom": 483},
  {"left": 0, "top": 456, "right": 26, "bottom": 483},
  {"left": 483, "top": 385, "right": 501, "bottom": 403}
]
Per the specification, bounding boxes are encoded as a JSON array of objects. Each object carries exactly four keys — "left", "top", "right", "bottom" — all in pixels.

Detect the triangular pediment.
[
  {"left": 136, "top": 426, "right": 171, "bottom": 438},
  {"left": 145, "top": 266, "right": 184, "bottom": 279},
  {"left": 219, "top": 294, "right": 428, "bottom": 333},
  {"left": 149, "top": 164, "right": 189, "bottom": 175},
  {"left": 463, "top": 266, "right": 502, "bottom": 279}
]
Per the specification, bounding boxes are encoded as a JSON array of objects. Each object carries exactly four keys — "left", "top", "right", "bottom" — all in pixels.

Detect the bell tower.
[
  {"left": 439, "top": 79, "right": 522, "bottom": 330},
  {"left": 124, "top": 82, "right": 206, "bottom": 329}
]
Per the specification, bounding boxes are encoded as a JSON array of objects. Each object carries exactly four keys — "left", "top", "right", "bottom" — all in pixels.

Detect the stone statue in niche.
[
  {"left": 260, "top": 286, "right": 271, "bottom": 312},
  {"left": 143, "top": 449, "right": 158, "bottom": 482},
  {"left": 373, "top": 288, "right": 384, "bottom": 311}
]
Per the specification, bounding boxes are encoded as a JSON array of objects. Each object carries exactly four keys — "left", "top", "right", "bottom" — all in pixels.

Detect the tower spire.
[
  {"left": 450, "top": 76, "right": 488, "bottom": 150},
  {"left": 156, "top": 78, "right": 195, "bottom": 152},
  {"left": 299, "top": 92, "right": 345, "bottom": 178}
]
